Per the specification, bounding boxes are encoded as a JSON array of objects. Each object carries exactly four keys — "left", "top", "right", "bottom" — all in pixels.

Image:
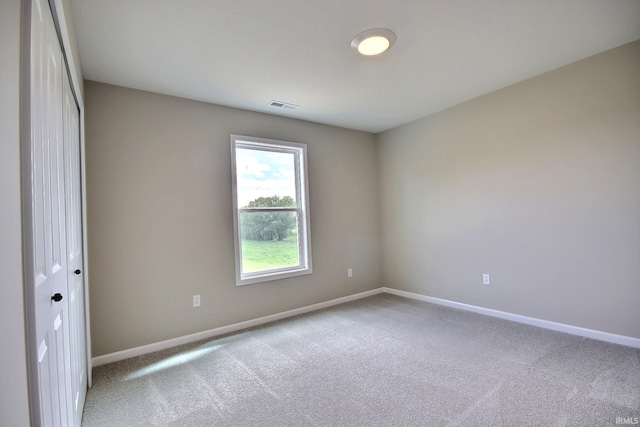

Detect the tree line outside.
[{"left": 240, "top": 195, "right": 299, "bottom": 272}]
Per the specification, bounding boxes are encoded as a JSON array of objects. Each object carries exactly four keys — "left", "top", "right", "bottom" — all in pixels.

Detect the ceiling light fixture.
[{"left": 351, "top": 28, "right": 396, "bottom": 56}]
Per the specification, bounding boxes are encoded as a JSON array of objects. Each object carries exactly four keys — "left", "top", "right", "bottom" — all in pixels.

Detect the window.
[{"left": 230, "top": 135, "right": 312, "bottom": 285}]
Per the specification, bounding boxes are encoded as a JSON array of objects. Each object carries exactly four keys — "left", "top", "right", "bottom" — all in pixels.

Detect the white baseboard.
[
  {"left": 93, "top": 286, "right": 640, "bottom": 366},
  {"left": 382, "top": 287, "right": 640, "bottom": 349},
  {"left": 92, "top": 288, "right": 385, "bottom": 366}
]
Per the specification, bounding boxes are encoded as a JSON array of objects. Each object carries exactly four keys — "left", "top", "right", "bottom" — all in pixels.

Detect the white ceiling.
[{"left": 70, "top": 0, "right": 640, "bottom": 133}]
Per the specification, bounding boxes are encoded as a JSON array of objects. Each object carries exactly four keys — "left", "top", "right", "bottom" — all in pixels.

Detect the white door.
[
  {"left": 63, "top": 62, "right": 87, "bottom": 426},
  {"left": 29, "top": 0, "right": 76, "bottom": 424}
]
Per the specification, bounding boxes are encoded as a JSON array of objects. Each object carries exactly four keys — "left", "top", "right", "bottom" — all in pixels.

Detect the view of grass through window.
[
  {"left": 242, "top": 229, "right": 299, "bottom": 273},
  {"left": 239, "top": 200, "right": 300, "bottom": 272}
]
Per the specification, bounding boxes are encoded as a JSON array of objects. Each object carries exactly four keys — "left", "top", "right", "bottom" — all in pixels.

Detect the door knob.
[
  {"left": 51, "top": 293, "right": 63, "bottom": 302},
  {"left": 74, "top": 269, "right": 81, "bottom": 275}
]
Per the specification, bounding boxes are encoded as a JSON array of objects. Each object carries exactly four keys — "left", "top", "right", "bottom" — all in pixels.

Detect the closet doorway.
[{"left": 23, "top": 0, "right": 88, "bottom": 425}]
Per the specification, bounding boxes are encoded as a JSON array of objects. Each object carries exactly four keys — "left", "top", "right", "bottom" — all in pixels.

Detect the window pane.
[
  {"left": 239, "top": 211, "right": 300, "bottom": 273},
  {"left": 235, "top": 148, "right": 297, "bottom": 208},
  {"left": 231, "top": 134, "right": 312, "bottom": 286}
]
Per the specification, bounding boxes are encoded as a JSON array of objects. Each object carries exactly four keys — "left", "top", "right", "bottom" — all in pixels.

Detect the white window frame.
[{"left": 230, "top": 134, "right": 312, "bottom": 286}]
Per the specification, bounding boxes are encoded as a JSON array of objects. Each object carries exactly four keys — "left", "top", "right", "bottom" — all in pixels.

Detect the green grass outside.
[{"left": 241, "top": 231, "right": 299, "bottom": 273}]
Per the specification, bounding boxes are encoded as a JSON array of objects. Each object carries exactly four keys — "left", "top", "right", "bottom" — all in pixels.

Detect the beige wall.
[
  {"left": 0, "top": 1, "right": 31, "bottom": 425},
  {"left": 379, "top": 41, "right": 640, "bottom": 338},
  {"left": 85, "top": 81, "right": 382, "bottom": 356}
]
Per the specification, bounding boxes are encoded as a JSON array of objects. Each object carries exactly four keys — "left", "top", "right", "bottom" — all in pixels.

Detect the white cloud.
[
  {"left": 236, "top": 150, "right": 271, "bottom": 178},
  {"left": 235, "top": 148, "right": 297, "bottom": 206}
]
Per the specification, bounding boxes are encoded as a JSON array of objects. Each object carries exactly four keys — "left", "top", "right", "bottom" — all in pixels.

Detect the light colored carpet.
[{"left": 82, "top": 294, "right": 640, "bottom": 426}]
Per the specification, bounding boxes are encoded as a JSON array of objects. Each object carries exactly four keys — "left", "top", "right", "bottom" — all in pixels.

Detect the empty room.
[{"left": 2, "top": 0, "right": 640, "bottom": 426}]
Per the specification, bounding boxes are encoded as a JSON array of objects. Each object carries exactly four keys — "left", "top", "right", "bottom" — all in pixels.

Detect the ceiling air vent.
[{"left": 268, "top": 100, "right": 299, "bottom": 110}]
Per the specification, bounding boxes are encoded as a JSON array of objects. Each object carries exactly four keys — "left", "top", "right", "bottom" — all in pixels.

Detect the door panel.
[
  {"left": 30, "top": 0, "right": 81, "bottom": 425},
  {"left": 52, "top": 314, "right": 69, "bottom": 427},
  {"left": 63, "top": 58, "right": 87, "bottom": 426},
  {"left": 37, "top": 338, "right": 54, "bottom": 426}
]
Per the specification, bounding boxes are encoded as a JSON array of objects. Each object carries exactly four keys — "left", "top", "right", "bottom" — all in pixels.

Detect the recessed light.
[{"left": 351, "top": 28, "right": 396, "bottom": 56}]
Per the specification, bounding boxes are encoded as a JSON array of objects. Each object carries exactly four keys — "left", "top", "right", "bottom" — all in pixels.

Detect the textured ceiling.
[{"left": 70, "top": 0, "right": 640, "bottom": 133}]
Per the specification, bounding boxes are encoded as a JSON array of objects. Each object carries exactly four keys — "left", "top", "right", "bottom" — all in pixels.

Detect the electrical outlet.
[
  {"left": 193, "top": 295, "right": 201, "bottom": 307},
  {"left": 482, "top": 274, "right": 491, "bottom": 285},
  {"left": 347, "top": 268, "right": 353, "bottom": 278}
]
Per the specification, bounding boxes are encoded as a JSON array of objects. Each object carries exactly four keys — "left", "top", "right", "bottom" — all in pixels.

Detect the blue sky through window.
[{"left": 235, "top": 148, "right": 296, "bottom": 207}]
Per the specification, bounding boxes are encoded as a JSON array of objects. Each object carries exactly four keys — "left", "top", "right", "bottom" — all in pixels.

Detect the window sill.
[{"left": 236, "top": 267, "right": 312, "bottom": 286}]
